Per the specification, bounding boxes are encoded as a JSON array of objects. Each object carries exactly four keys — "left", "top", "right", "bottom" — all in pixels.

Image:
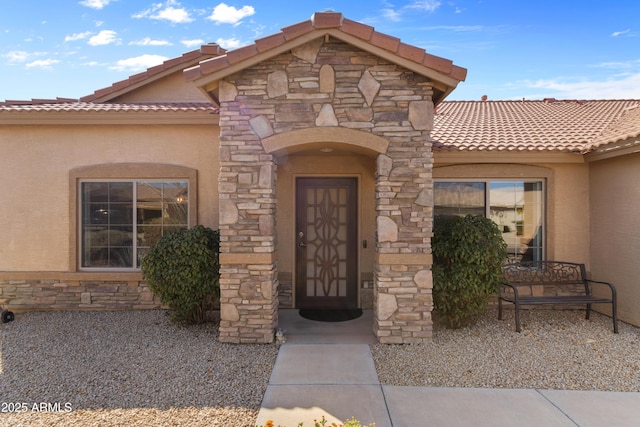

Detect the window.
[
  {"left": 80, "top": 180, "right": 188, "bottom": 269},
  {"left": 434, "top": 180, "right": 544, "bottom": 262}
]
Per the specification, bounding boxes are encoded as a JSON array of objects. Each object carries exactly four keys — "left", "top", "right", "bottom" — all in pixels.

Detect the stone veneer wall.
[
  {"left": 217, "top": 37, "right": 435, "bottom": 344},
  {"left": 0, "top": 276, "right": 160, "bottom": 311}
]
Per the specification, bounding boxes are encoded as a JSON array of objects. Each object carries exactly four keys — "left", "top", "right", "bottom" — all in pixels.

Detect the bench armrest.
[
  {"left": 585, "top": 279, "right": 617, "bottom": 300},
  {"left": 500, "top": 282, "right": 521, "bottom": 298}
]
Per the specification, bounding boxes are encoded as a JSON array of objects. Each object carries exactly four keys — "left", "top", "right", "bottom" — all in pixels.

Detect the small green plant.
[
  {"left": 432, "top": 215, "right": 508, "bottom": 329},
  {"left": 141, "top": 225, "right": 220, "bottom": 324},
  {"left": 258, "top": 416, "right": 374, "bottom": 427}
]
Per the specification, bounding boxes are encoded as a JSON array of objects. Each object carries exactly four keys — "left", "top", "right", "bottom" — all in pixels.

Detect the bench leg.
[
  {"left": 612, "top": 301, "right": 619, "bottom": 334},
  {"left": 514, "top": 301, "right": 521, "bottom": 332},
  {"left": 585, "top": 303, "right": 591, "bottom": 320},
  {"left": 498, "top": 298, "right": 503, "bottom": 320}
]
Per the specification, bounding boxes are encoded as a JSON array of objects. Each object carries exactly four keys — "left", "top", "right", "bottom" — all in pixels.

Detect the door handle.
[
  {"left": 299, "top": 241, "right": 307, "bottom": 247},
  {"left": 298, "top": 231, "right": 306, "bottom": 247}
]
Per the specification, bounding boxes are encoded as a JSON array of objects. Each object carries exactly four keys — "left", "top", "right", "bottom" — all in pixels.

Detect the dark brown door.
[{"left": 295, "top": 178, "right": 358, "bottom": 309}]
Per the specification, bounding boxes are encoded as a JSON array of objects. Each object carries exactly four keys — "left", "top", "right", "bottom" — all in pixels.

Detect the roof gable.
[
  {"left": 184, "top": 12, "right": 467, "bottom": 105},
  {"left": 80, "top": 44, "right": 225, "bottom": 103}
]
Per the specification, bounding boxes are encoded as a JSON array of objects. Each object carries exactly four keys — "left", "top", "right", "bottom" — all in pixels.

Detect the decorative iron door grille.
[{"left": 295, "top": 178, "right": 358, "bottom": 309}]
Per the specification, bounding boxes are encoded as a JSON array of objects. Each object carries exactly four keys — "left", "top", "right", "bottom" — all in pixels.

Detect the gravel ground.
[
  {"left": 0, "top": 310, "right": 278, "bottom": 427},
  {"left": 372, "top": 308, "right": 640, "bottom": 392},
  {"left": 2, "top": 308, "right": 639, "bottom": 426}
]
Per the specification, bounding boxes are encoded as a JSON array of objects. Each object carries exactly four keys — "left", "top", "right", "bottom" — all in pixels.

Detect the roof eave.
[
  {"left": 584, "top": 137, "right": 640, "bottom": 162},
  {"left": 0, "top": 110, "right": 220, "bottom": 126}
]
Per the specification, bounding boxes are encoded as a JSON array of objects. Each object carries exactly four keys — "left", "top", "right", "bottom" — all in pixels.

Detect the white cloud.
[
  {"left": 129, "top": 37, "right": 172, "bottom": 46},
  {"left": 611, "top": 29, "right": 631, "bottom": 37},
  {"left": 525, "top": 72, "right": 640, "bottom": 99},
  {"left": 407, "top": 0, "right": 441, "bottom": 12},
  {"left": 208, "top": 3, "right": 255, "bottom": 25},
  {"left": 109, "top": 54, "right": 168, "bottom": 72},
  {"left": 382, "top": 9, "right": 402, "bottom": 22},
  {"left": 88, "top": 30, "right": 119, "bottom": 46},
  {"left": 181, "top": 39, "right": 205, "bottom": 48},
  {"left": 134, "top": 2, "right": 193, "bottom": 24},
  {"left": 594, "top": 59, "right": 640, "bottom": 70},
  {"left": 215, "top": 37, "right": 243, "bottom": 50},
  {"left": 79, "top": 0, "right": 112, "bottom": 9},
  {"left": 4, "top": 50, "right": 31, "bottom": 64},
  {"left": 65, "top": 31, "right": 92, "bottom": 42},
  {"left": 378, "top": 0, "right": 440, "bottom": 22},
  {"left": 153, "top": 6, "right": 193, "bottom": 23},
  {"left": 25, "top": 59, "right": 61, "bottom": 70}
]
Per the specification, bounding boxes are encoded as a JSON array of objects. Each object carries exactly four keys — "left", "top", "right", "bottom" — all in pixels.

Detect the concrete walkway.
[{"left": 256, "top": 310, "right": 640, "bottom": 426}]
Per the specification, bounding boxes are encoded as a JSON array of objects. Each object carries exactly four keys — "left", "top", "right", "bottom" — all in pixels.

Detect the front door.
[{"left": 295, "top": 177, "right": 358, "bottom": 309}]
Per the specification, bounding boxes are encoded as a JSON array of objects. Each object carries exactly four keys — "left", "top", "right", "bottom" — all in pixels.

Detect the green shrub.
[
  {"left": 141, "top": 225, "right": 220, "bottom": 324},
  {"left": 432, "top": 215, "right": 508, "bottom": 329}
]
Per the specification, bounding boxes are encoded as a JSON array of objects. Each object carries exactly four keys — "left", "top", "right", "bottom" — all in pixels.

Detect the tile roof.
[
  {"left": 0, "top": 101, "right": 217, "bottom": 113},
  {"left": 585, "top": 103, "right": 640, "bottom": 152},
  {"left": 183, "top": 11, "right": 467, "bottom": 104},
  {"left": 432, "top": 99, "right": 640, "bottom": 153}
]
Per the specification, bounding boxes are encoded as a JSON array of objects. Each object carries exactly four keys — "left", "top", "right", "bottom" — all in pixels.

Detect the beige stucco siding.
[
  {"left": 0, "top": 124, "right": 219, "bottom": 272},
  {"left": 112, "top": 72, "right": 210, "bottom": 103},
  {"left": 589, "top": 152, "right": 640, "bottom": 326},
  {"left": 432, "top": 160, "right": 590, "bottom": 263}
]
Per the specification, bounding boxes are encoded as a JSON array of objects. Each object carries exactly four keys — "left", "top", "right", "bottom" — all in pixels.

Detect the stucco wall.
[
  {"left": 589, "top": 152, "right": 640, "bottom": 326},
  {"left": 432, "top": 160, "right": 590, "bottom": 263},
  {"left": 0, "top": 124, "right": 219, "bottom": 272},
  {"left": 112, "top": 72, "right": 210, "bottom": 103}
]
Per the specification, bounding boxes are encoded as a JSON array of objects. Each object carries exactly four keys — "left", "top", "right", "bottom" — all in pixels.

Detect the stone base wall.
[
  {"left": 277, "top": 272, "right": 293, "bottom": 308},
  {"left": 218, "top": 260, "right": 278, "bottom": 343},
  {"left": 0, "top": 275, "right": 160, "bottom": 312}
]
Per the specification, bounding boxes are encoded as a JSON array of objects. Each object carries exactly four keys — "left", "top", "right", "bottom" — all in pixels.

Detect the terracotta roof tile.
[
  {"left": 311, "top": 11, "right": 343, "bottom": 28},
  {"left": 432, "top": 99, "right": 640, "bottom": 153},
  {"left": 369, "top": 31, "right": 401, "bottom": 52},
  {"left": 226, "top": 44, "right": 259, "bottom": 64},
  {"left": 255, "top": 32, "right": 287, "bottom": 53},
  {"left": 340, "top": 18, "right": 375, "bottom": 40},
  {"left": 397, "top": 42, "right": 425, "bottom": 63},
  {"left": 0, "top": 101, "right": 218, "bottom": 113},
  {"left": 586, "top": 104, "right": 640, "bottom": 152},
  {"left": 281, "top": 20, "right": 315, "bottom": 41}
]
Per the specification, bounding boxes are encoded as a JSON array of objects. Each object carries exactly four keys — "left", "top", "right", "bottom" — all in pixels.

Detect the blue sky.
[{"left": 1, "top": 0, "right": 639, "bottom": 102}]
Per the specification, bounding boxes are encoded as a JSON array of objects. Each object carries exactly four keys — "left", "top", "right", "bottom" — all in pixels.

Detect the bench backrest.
[{"left": 502, "top": 261, "right": 586, "bottom": 285}]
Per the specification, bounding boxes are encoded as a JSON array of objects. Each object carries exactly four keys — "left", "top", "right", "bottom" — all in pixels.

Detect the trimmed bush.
[
  {"left": 432, "top": 215, "right": 508, "bottom": 329},
  {"left": 141, "top": 225, "right": 220, "bottom": 324}
]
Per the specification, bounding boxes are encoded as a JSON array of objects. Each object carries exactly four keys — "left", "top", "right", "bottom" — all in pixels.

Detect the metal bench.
[{"left": 498, "top": 261, "right": 618, "bottom": 333}]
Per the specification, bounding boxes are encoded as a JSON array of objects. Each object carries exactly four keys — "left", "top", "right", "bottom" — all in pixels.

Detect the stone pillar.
[
  {"left": 217, "top": 80, "right": 278, "bottom": 344},
  {"left": 373, "top": 99, "right": 435, "bottom": 344}
]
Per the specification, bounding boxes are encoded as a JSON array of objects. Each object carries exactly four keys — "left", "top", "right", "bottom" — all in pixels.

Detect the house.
[{"left": 1, "top": 12, "right": 639, "bottom": 344}]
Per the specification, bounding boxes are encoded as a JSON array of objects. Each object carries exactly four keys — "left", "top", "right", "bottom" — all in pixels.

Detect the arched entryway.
[{"left": 266, "top": 128, "right": 383, "bottom": 317}]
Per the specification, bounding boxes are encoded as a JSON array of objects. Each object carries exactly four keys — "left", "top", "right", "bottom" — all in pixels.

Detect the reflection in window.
[
  {"left": 435, "top": 180, "right": 544, "bottom": 262},
  {"left": 81, "top": 180, "right": 188, "bottom": 269}
]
